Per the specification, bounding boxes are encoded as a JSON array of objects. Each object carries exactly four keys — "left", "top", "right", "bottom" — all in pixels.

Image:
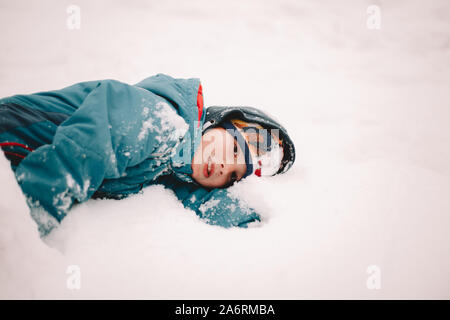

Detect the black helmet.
[{"left": 202, "top": 106, "right": 296, "bottom": 175}]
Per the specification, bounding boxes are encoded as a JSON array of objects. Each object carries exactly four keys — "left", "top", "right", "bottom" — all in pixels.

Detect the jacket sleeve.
[
  {"left": 14, "top": 80, "right": 168, "bottom": 221},
  {"left": 191, "top": 187, "right": 262, "bottom": 228},
  {"left": 157, "top": 176, "right": 262, "bottom": 228}
]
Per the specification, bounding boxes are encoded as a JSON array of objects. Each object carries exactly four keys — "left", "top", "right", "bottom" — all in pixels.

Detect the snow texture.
[
  {"left": 138, "top": 101, "right": 188, "bottom": 144},
  {"left": 1, "top": 0, "right": 450, "bottom": 299}
]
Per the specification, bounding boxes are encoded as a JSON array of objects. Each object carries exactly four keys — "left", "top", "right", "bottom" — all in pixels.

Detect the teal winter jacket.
[{"left": 0, "top": 74, "right": 261, "bottom": 235}]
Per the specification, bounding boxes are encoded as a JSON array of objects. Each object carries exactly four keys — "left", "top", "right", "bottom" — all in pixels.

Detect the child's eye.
[
  {"left": 233, "top": 138, "right": 238, "bottom": 156},
  {"left": 230, "top": 171, "right": 237, "bottom": 184},
  {"left": 224, "top": 171, "right": 239, "bottom": 188}
]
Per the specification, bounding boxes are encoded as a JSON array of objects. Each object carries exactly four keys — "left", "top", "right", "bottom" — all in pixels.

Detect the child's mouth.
[{"left": 203, "top": 156, "right": 215, "bottom": 178}]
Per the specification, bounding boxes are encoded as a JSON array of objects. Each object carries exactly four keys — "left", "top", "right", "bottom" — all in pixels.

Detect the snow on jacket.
[{"left": 0, "top": 74, "right": 261, "bottom": 235}]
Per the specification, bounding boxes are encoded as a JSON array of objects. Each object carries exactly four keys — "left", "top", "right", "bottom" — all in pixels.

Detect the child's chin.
[{"left": 191, "top": 171, "right": 206, "bottom": 185}]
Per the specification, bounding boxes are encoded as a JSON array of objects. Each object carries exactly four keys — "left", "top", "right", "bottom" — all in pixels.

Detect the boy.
[{"left": 0, "top": 74, "right": 295, "bottom": 236}]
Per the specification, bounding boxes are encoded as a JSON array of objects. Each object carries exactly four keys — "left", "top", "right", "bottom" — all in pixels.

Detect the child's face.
[{"left": 191, "top": 127, "right": 247, "bottom": 188}]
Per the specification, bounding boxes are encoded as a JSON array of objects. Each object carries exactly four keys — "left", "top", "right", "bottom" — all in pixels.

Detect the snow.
[
  {"left": 154, "top": 101, "right": 190, "bottom": 142},
  {"left": 1, "top": 0, "right": 450, "bottom": 299},
  {"left": 137, "top": 117, "right": 155, "bottom": 141},
  {"left": 198, "top": 199, "right": 221, "bottom": 215},
  {"left": 138, "top": 101, "right": 189, "bottom": 145},
  {"left": 50, "top": 174, "right": 91, "bottom": 219}
]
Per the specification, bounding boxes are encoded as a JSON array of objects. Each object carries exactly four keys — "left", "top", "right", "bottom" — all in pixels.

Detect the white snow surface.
[{"left": 1, "top": 0, "right": 450, "bottom": 299}]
